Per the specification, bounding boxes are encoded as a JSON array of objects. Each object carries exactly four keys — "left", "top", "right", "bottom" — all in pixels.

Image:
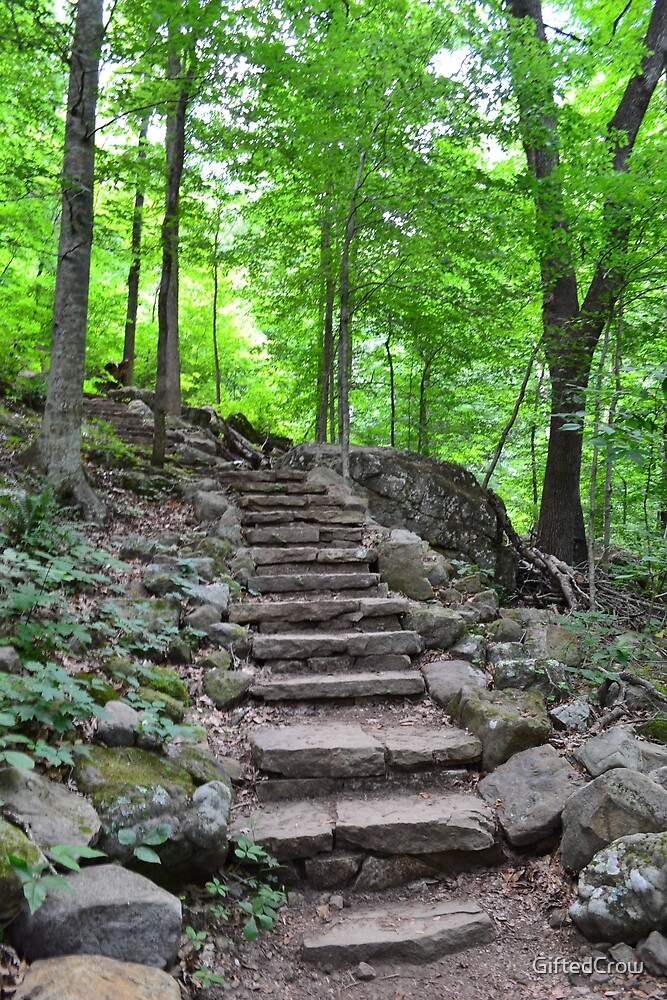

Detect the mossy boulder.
[
  {"left": 74, "top": 672, "right": 119, "bottom": 706},
  {"left": 638, "top": 715, "right": 667, "bottom": 744},
  {"left": 0, "top": 818, "right": 42, "bottom": 929},
  {"left": 140, "top": 666, "right": 189, "bottom": 706},
  {"left": 72, "top": 746, "right": 231, "bottom": 884},
  {"left": 135, "top": 687, "right": 187, "bottom": 723},
  {"left": 449, "top": 686, "right": 550, "bottom": 771},
  {"left": 199, "top": 650, "right": 232, "bottom": 671},
  {"left": 203, "top": 669, "right": 253, "bottom": 708},
  {"left": 165, "top": 744, "right": 232, "bottom": 789}
]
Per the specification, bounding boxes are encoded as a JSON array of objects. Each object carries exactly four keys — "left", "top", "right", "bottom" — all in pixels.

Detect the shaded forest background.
[{"left": 1, "top": 0, "right": 666, "bottom": 571}]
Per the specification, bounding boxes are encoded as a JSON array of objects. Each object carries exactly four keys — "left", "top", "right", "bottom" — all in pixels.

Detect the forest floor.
[{"left": 1, "top": 423, "right": 666, "bottom": 1000}]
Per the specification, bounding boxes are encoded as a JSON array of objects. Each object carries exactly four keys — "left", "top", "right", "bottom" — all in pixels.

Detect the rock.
[
  {"left": 199, "top": 649, "right": 232, "bottom": 671},
  {"left": 251, "top": 671, "right": 424, "bottom": 702},
  {"left": 0, "top": 645, "right": 22, "bottom": 674},
  {"left": 570, "top": 832, "right": 667, "bottom": 943},
  {"left": 560, "top": 768, "right": 667, "bottom": 873},
  {"left": 192, "top": 491, "right": 230, "bottom": 522},
  {"left": 13, "top": 954, "right": 181, "bottom": 1000},
  {"left": 638, "top": 715, "right": 667, "bottom": 743},
  {"left": 449, "top": 687, "right": 550, "bottom": 771},
  {"left": 164, "top": 743, "right": 232, "bottom": 789},
  {"left": 486, "top": 642, "right": 524, "bottom": 665},
  {"left": 96, "top": 700, "right": 141, "bottom": 747},
  {"left": 0, "top": 818, "right": 42, "bottom": 929},
  {"left": 142, "top": 565, "right": 181, "bottom": 597},
  {"left": 218, "top": 756, "right": 243, "bottom": 782},
  {"left": 486, "top": 618, "right": 523, "bottom": 643},
  {"left": 139, "top": 666, "right": 189, "bottom": 706},
  {"left": 118, "top": 535, "right": 158, "bottom": 563},
  {"left": 282, "top": 444, "right": 516, "bottom": 586},
  {"left": 231, "top": 800, "right": 334, "bottom": 861},
  {"left": 356, "top": 962, "right": 376, "bottom": 980},
  {"left": 135, "top": 687, "right": 186, "bottom": 722},
  {"left": 471, "top": 589, "right": 499, "bottom": 617},
  {"left": 188, "top": 583, "right": 230, "bottom": 617},
  {"left": 203, "top": 669, "right": 253, "bottom": 708},
  {"left": 301, "top": 898, "right": 495, "bottom": 965},
  {"left": 103, "top": 599, "right": 180, "bottom": 663},
  {"left": 250, "top": 723, "right": 384, "bottom": 778},
  {"left": 453, "top": 573, "right": 482, "bottom": 594},
  {"left": 449, "top": 633, "right": 486, "bottom": 664},
  {"left": 377, "top": 537, "right": 433, "bottom": 600},
  {"left": 478, "top": 745, "right": 585, "bottom": 845},
  {"left": 304, "top": 853, "right": 363, "bottom": 889},
  {"left": 421, "top": 659, "right": 487, "bottom": 709},
  {"left": 185, "top": 604, "right": 221, "bottom": 630},
  {"left": 127, "top": 398, "right": 153, "bottom": 421},
  {"left": 381, "top": 725, "right": 481, "bottom": 768},
  {"left": 524, "top": 622, "right": 582, "bottom": 666},
  {"left": 8, "top": 865, "right": 181, "bottom": 968},
  {"left": 73, "top": 746, "right": 231, "bottom": 882},
  {"left": 572, "top": 727, "right": 667, "bottom": 777},
  {"left": 423, "top": 551, "right": 451, "bottom": 588},
  {"left": 329, "top": 894, "right": 345, "bottom": 910},
  {"left": 252, "top": 630, "right": 421, "bottom": 660},
  {"left": 401, "top": 605, "right": 465, "bottom": 650},
  {"left": 550, "top": 699, "right": 592, "bottom": 732},
  {"left": 205, "top": 622, "right": 250, "bottom": 657},
  {"left": 636, "top": 931, "right": 667, "bottom": 976},
  {"left": 0, "top": 767, "right": 101, "bottom": 853},
  {"left": 493, "top": 658, "right": 568, "bottom": 702}
]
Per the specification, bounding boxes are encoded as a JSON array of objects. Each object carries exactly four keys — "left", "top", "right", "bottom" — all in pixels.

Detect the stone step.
[
  {"left": 240, "top": 508, "right": 364, "bottom": 526},
  {"left": 301, "top": 899, "right": 495, "bottom": 966},
  {"left": 251, "top": 629, "right": 423, "bottom": 660},
  {"left": 249, "top": 722, "right": 481, "bottom": 778},
  {"left": 255, "top": 767, "right": 472, "bottom": 803},
  {"left": 222, "top": 480, "right": 325, "bottom": 494},
  {"left": 250, "top": 546, "right": 376, "bottom": 566},
  {"left": 231, "top": 789, "right": 495, "bottom": 863},
  {"left": 251, "top": 572, "right": 381, "bottom": 594},
  {"left": 250, "top": 670, "right": 425, "bottom": 702},
  {"left": 262, "top": 654, "right": 414, "bottom": 675},
  {"left": 256, "top": 614, "right": 402, "bottom": 634},
  {"left": 244, "top": 525, "right": 365, "bottom": 545},
  {"left": 238, "top": 493, "right": 363, "bottom": 510},
  {"left": 254, "top": 561, "right": 370, "bottom": 578},
  {"left": 215, "top": 469, "right": 307, "bottom": 483},
  {"left": 230, "top": 597, "right": 408, "bottom": 626}
]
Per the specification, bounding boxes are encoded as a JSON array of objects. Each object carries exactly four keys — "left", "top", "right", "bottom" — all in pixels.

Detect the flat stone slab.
[
  {"left": 231, "top": 801, "right": 335, "bottom": 861},
  {"left": 335, "top": 793, "right": 496, "bottom": 854},
  {"left": 478, "top": 744, "right": 585, "bottom": 845},
  {"left": 252, "top": 630, "right": 423, "bottom": 660},
  {"left": 250, "top": 671, "right": 425, "bottom": 701},
  {"left": 231, "top": 596, "right": 408, "bottom": 625},
  {"left": 253, "top": 572, "right": 379, "bottom": 593},
  {"left": 0, "top": 766, "right": 101, "bottom": 853},
  {"left": 242, "top": 507, "right": 363, "bottom": 526},
  {"left": 245, "top": 526, "right": 321, "bottom": 545},
  {"left": 381, "top": 726, "right": 482, "bottom": 768},
  {"left": 302, "top": 899, "right": 495, "bottom": 966},
  {"left": 13, "top": 955, "right": 181, "bottom": 1000},
  {"left": 250, "top": 723, "right": 385, "bottom": 778}
]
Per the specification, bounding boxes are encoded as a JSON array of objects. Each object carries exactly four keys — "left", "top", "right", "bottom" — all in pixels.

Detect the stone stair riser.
[
  {"left": 255, "top": 615, "right": 402, "bottom": 635},
  {"left": 252, "top": 630, "right": 423, "bottom": 660}
]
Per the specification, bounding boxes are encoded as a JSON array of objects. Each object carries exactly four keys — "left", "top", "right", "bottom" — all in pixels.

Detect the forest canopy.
[{"left": 1, "top": 0, "right": 666, "bottom": 566}]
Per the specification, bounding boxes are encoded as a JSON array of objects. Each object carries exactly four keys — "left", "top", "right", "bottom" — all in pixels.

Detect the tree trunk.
[
  {"left": 384, "top": 327, "right": 396, "bottom": 448},
  {"left": 507, "top": 0, "right": 667, "bottom": 563},
  {"left": 212, "top": 220, "right": 221, "bottom": 406},
  {"left": 316, "top": 182, "right": 336, "bottom": 443},
  {"left": 153, "top": 53, "right": 190, "bottom": 467},
  {"left": 122, "top": 116, "right": 149, "bottom": 387},
  {"left": 25, "top": 0, "right": 105, "bottom": 521},
  {"left": 417, "top": 354, "right": 432, "bottom": 455}
]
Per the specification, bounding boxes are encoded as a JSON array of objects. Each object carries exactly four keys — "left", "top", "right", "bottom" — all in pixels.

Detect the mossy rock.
[
  {"left": 140, "top": 666, "right": 190, "bottom": 706},
  {"left": 165, "top": 744, "right": 233, "bottom": 789},
  {"left": 637, "top": 715, "right": 667, "bottom": 744},
  {"left": 203, "top": 669, "right": 253, "bottom": 709},
  {"left": 136, "top": 686, "right": 186, "bottom": 722},
  {"left": 0, "top": 817, "right": 42, "bottom": 929},
  {"left": 450, "top": 686, "right": 550, "bottom": 772},
  {"left": 199, "top": 649, "right": 232, "bottom": 671},
  {"left": 75, "top": 672, "right": 119, "bottom": 706}
]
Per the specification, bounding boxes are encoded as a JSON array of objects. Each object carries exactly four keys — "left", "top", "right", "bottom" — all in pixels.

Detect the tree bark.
[
  {"left": 316, "top": 181, "right": 336, "bottom": 443},
  {"left": 212, "top": 220, "right": 221, "bottom": 407},
  {"left": 384, "top": 327, "right": 396, "bottom": 448},
  {"left": 122, "top": 116, "right": 149, "bottom": 387},
  {"left": 24, "top": 0, "right": 105, "bottom": 521},
  {"left": 507, "top": 0, "right": 667, "bottom": 563},
  {"left": 153, "top": 52, "right": 190, "bottom": 467}
]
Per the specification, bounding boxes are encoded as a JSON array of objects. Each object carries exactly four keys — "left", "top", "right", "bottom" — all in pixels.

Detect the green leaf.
[
  {"left": 134, "top": 845, "right": 162, "bottom": 864},
  {"left": 2, "top": 751, "right": 35, "bottom": 768},
  {"left": 142, "top": 823, "right": 171, "bottom": 846},
  {"left": 117, "top": 828, "right": 137, "bottom": 846},
  {"left": 243, "top": 916, "right": 259, "bottom": 942}
]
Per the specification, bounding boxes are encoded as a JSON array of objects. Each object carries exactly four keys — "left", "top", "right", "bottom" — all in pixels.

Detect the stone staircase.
[{"left": 223, "top": 468, "right": 501, "bottom": 966}]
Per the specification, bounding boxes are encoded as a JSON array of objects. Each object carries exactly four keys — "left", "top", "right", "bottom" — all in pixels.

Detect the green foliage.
[
  {"left": 560, "top": 611, "right": 663, "bottom": 687},
  {"left": 117, "top": 822, "right": 171, "bottom": 864},
  {"left": 8, "top": 843, "right": 105, "bottom": 914}
]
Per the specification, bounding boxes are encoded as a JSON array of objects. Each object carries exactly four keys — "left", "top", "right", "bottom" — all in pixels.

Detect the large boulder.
[
  {"left": 0, "top": 818, "right": 42, "bottom": 930},
  {"left": 72, "top": 746, "right": 231, "bottom": 883},
  {"left": 574, "top": 726, "right": 667, "bottom": 777},
  {"left": 560, "top": 768, "right": 667, "bottom": 873},
  {"left": 280, "top": 444, "right": 516, "bottom": 587},
  {"left": 570, "top": 832, "right": 667, "bottom": 943},
  {"left": 448, "top": 687, "right": 550, "bottom": 771},
  {"left": 0, "top": 767, "right": 101, "bottom": 853},
  {"left": 8, "top": 865, "right": 181, "bottom": 968},
  {"left": 401, "top": 605, "right": 465, "bottom": 651},
  {"left": 478, "top": 744, "right": 585, "bottom": 845},
  {"left": 13, "top": 954, "right": 181, "bottom": 1000}
]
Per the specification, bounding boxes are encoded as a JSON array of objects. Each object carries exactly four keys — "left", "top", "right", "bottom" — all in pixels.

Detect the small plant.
[
  {"left": 117, "top": 823, "right": 171, "bottom": 864},
  {"left": 8, "top": 843, "right": 105, "bottom": 914},
  {"left": 193, "top": 967, "right": 225, "bottom": 988},
  {"left": 185, "top": 926, "right": 208, "bottom": 952},
  {"left": 230, "top": 838, "right": 287, "bottom": 942}
]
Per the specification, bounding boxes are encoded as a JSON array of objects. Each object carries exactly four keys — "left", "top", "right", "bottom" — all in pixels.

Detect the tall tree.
[
  {"left": 504, "top": 0, "right": 667, "bottom": 563},
  {"left": 25, "top": 0, "right": 105, "bottom": 519}
]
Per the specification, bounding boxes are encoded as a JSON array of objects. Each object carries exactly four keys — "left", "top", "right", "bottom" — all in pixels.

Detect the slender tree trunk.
[
  {"left": 25, "top": 0, "right": 105, "bottom": 521},
  {"left": 316, "top": 182, "right": 336, "bottom": 443},
  {"left": 384, "top": 326, "right": 396, "bottom": 448},
  {"left": 122, "top": 116, "right": 149, "bottom": 387},
  {"left": 587, "top": 320, "right": 612, "bottom": 606},
  {"left": 484, "top": 342, "right": 539, "bottom": 488},
  {"left": 153, "top": 53, "right": 189, "bottom": 467},
  {"left": 417, "top": 355, "right": 432, "bottom": 455},
  {"left": 212, "top": 221, "right": 221, "bottom": 406},
  {"left": 603, "top": 298, "right": 624, "bottom": 556}
]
